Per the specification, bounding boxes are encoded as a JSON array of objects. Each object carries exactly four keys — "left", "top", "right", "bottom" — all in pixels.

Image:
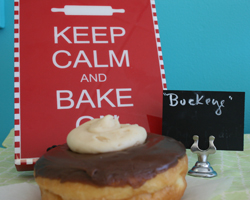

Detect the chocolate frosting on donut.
[{"left": 34, "top": 133, "right": 186, "bottom": 188}]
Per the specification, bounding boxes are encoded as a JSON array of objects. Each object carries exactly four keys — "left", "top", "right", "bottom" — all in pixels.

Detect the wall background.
[
  {"left": 0, "top": 0, "right": 249, "bottom": 145},
  {"left": 0, "top": 0, "right": 14, "bottom": 146}
]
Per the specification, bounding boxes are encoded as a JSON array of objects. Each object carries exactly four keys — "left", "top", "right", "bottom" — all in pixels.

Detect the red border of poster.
[{"left": 14, "top": 0, "right": 166, "bottom": 171}]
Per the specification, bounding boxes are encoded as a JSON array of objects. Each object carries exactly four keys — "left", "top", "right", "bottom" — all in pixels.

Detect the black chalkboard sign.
[{"left": 162, "top": 90, "right": 245, "bottom": 151}]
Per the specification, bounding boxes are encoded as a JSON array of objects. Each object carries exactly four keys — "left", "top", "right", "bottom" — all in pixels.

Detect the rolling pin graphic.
[{"left": 51, "top": 5, "right": 125, "bottom": 16}]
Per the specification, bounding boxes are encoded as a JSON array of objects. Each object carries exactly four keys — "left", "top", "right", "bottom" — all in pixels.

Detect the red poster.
[{"left": 14, "top": 0, "right": 166, "bottom": 171}]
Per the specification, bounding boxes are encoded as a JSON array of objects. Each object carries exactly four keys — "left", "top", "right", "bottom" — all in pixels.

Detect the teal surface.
[
  {"left": 0, "top": 0, "right": 14, "bottom": 146},
  {"left": 0, "top": 0, "right": 250, "bottom": 145},
  {"left": 156, "top": 0, "right": 250, "bottom": 130},
  {"left": 0, "top": 0, "right": 5, "bottom": 28}
]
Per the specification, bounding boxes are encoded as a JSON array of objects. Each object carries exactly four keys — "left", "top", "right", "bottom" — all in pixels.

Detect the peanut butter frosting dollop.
[{"left": 67, "top": 115, "right": 147, "bottom": 154}]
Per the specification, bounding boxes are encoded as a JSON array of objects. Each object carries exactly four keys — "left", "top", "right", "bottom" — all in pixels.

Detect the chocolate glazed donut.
[{"left": 34, "top": 133, "right": 186, "bottom": 189}]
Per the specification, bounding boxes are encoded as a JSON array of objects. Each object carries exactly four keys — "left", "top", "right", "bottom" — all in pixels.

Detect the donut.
[
  {"left": 34, "top": 133, "right": 188, "bottom": 200},
  {"left": 34, "top": 115, "right": 188, "bottom": 200}
]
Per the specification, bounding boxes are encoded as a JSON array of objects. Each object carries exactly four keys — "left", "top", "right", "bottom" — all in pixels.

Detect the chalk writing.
[{"left": 163, "top": 92, "right": 228, "bottom": 116}]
